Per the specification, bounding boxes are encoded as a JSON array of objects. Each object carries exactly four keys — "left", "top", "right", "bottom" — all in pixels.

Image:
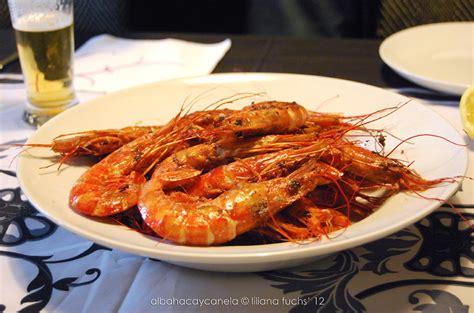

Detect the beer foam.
[{"left": 13, "top": 11, "right": 72, "bottom": 32}]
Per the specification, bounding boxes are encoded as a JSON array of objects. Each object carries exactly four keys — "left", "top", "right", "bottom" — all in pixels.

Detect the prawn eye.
[
  {"left": 287, "top": 180, "right": 301, "bottom": 195},
  {"left": 234, "top": 119, "right": 243, "bottom": 126}
]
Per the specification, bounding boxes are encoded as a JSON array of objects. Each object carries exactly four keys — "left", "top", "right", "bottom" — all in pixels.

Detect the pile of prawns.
[{"left": 38, "top": 100, "right": 450, "bottom": 246}]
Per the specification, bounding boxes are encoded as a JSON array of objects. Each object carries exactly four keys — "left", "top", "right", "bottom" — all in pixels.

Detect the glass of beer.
[{"left": 8, "top": 0, "right": 77, "bottom": 127}]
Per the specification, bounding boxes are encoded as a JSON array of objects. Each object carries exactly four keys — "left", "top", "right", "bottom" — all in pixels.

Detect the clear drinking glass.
[{"left": 7, "top": 0, "right": 77, "bottom": 127}]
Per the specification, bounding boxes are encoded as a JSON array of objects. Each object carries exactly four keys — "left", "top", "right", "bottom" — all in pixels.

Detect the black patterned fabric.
[
  {"left": 376, "top": 0, "right": 474, "bottom": 38},
  {"left": 0, "top": 0, "right": 130, "bottom": 44},
  {"left": 245, "top": 0, "right": 378, "bottom": 38},
  {"left": 73, "top": 0, "right": 129, "bottom": 45},
  {"left": 2, "top": 0, "right": 474, "bottom": 39},
  {"left": 74, "top": 0, "right": 129, "bottom": 36}
]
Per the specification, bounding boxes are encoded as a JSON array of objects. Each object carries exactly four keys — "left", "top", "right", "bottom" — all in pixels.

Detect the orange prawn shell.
[{"left": 223, "top": 101, "right": 308, "bottom": 135}]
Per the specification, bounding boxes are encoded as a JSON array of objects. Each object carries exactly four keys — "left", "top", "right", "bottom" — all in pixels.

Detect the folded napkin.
[
  {"left": 0, "top": 35, "right": 231, "bottom": 112},
  {"left": 74, "top": 35, "right": 232, "bottom": 93}
]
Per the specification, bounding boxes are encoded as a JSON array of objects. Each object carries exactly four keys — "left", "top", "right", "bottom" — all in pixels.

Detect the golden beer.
[{"left": 13, "top": 12, "right": 76, "bottom": 125}]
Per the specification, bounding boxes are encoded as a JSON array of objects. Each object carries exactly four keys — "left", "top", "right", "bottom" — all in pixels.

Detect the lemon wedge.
[{"left": 460, "top": 84, "right": 474, "bottom": 139}]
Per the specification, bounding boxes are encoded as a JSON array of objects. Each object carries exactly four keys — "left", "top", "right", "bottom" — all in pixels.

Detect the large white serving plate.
[
  {"left": 18, "top": 73, "right": 468, "bottom": 272},
  {"left": 379, "top": 22, "right": 474, "bottom": 95}
]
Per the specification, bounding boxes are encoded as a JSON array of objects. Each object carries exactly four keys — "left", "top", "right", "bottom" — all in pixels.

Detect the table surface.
[
  {"left": 0, "top": 29, "right": 472, "bottom": 313},
  {"left": 0, "top": 29, "right": 428, "bottom": 90}
]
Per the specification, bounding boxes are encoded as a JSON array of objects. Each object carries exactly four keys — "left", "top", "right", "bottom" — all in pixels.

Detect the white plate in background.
[{"left": 379, "top": 22, "right": 474, "bottom": 95}]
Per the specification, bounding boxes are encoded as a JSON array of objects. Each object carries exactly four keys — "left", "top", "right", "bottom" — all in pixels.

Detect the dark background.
[{"left": 1, "top": 0, "right": 472, "bottom": 47}]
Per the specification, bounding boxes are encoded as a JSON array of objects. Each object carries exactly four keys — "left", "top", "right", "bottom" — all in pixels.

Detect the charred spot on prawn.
[
  {"left": 287, "top": 180, "right": 301, "bottom": 195},
  {"left": 213, "top": 145, "right": 227, "bottom": 160},
  {"left": 251, "top": 200, "right": 269, "bottom": 217},
  {"left": 133, "top": 151, "right": 143, "bottom": 162},
  {"left": 171, "top": 155, "right": 181, "bottom": 166}
]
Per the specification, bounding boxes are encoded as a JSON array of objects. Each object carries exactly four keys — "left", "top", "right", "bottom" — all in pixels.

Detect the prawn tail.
[{"left": 70, "top": 171, "right": 146, "bottom": 217}]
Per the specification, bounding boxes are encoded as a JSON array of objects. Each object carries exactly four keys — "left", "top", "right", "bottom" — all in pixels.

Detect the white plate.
[
  {"left": 18, "top": 73, "right": 468, "bottom": 272},
  {"left": 379, "top": 22, "right": 474, "bottom": 95}
]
